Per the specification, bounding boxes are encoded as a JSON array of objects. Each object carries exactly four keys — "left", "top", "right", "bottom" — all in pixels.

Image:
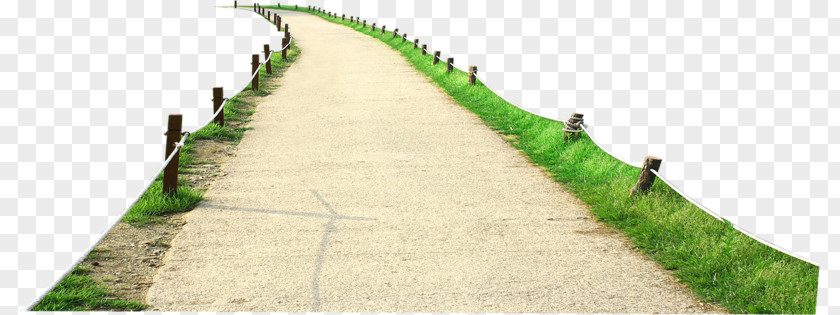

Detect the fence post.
[
  {"left": 282, "top": 36, "right": 289, "bottom": 60},
  {"left": 276, "top": 16, "right": 281, "bottom": 31},
  {"left": 251, "top": 54, "right": 260, "bottom": 91},
  {"left": 264, "top": 44, "right": 272, "bottom": 75},
  {"left": 163, "top": 114, "right": 182, "bottom": 196},
  {"left": 212, "top": 87, "right": 225, "bottom": 126},
  {"left": 468, "top": 66, "right": 477, "bottom": 85},
  {"left": 284, "top": 24, "right": 289, "bottom": 38},
  {"left": 447, "top": 57, "right": 454, "bottom": 72},
  {"left": 381, "top": 25, "right": 386, "bottom": 34},
  {"left": 295, "top": 4, "right": 297, "bottom": 9},
  {"left": 253, "top": 3, "right": 256, "bottom": 11},
  {"left": 563, "top": 113, "right": 584, "bottom": 140},
  {"left": 629, "top": 156, "right": 663, "bottom": 197},
  {"left": 372, "top": 22, "right": 376, "bottom": 32},
  {"left": 433, "top": 51, "right": 441, "bottom": 65},
  {"left": 414, "top": 39, "right": 418, "bottom": 49},
  {"left": 421, "top": 44, "right": 427, "bottom": 55},
  {"left": 234, "top": 1, "right": 237, "bottom": 8},
  {"left": 392, "top": 28, "right": 398, "bottom": 38},
  {"left": 342, "top": 14, "right": 345, "bottom": 20}
]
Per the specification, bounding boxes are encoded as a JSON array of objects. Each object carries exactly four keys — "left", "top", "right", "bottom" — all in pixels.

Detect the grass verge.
[
  {"left": 272, "top": 5, "right": 819, "bottom": 314},
  {"left": 31, "top": 22, "right": 302, "bottom": 312}
]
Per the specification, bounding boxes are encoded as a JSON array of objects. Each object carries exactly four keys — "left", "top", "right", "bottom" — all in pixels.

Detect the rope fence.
[{"left": 151, "top": 3, "right": 293, "bottom": 197}]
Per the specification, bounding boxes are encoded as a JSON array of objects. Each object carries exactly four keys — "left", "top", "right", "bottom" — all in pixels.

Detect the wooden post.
[
  {"left": 421, "top": 44, "right": 427, "bottom": 55},
  {"left": 295, "top": 4, "right": 297, "bottom": 9},
  {"left": 342, "top": 14, "right": 345, "bottom": 20},
  {"left": 284, "top": 24, "right": 289, "bottom": 39},
  {"left": 276, "top": 16, "right": 281, "bottom": 31},
  {"left": 629, "top": 156, "right": 663, "bottom": 197},
  {"left": 414, "top": 39, "right": 418, "bottom": 49},
  {"left": 363, "top": 20, "right": 366, "bottom": 28},
  {"left": 447, "top": 57, "right": 454, "bottom": 72},
  {"left": 433, "top": 51, "right": 440, "bottom": 65},
  {"left": 468, "top": 66, "right": 477, "bottom": 85},
  {"left": 563, "top": 113, "right": 584, "bottom": 140},
  {"left": 234, "top": 1, "right": 237, "bottom": 8},
  {"left": 282, "top": 36, "right": 289, "bottom": 60},
  {"left": 251, "top": 54, "right": 260, "bottom": 91},
  {"left": 381, "top": 25, "right": 386, "bottom": 34},
  {"left": 392, "top": 28, "right": 398, "bottom": 38},
  {"left": 253, "top": 3, "right": 256, "bottom": 11},
  {"left": 163, "top": 114, "right": 182, "bottom": 196},
  {"left": 212, "top": 87, "right": 225, "bottom": 126},
  {"left": 372, "top": 22, "right": 376, "bottom": 32},
  {"left": 264, "top": 44, "right": 272, "bottom": 75},
  {"left": 402, "top": 33, "right": 407, "bottom": 42}
]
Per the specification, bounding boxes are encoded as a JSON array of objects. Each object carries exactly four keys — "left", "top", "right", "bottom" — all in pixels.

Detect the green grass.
[
  {"left": 271, "top": 5, "right": 819, "bottom": 314},
  {"left": 30, "top": 267, "right": 146, "bottom": 311},
  {"left": 32, "top": 15, "right": 304, "bottom": 312}
]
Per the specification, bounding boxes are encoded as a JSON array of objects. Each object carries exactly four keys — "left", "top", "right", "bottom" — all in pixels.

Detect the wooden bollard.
[
  {"left": 433, "top": 51, "right": 441, "bottom": 65},
  {"left": 371, "top": 22, "right": 376, "bottom": 31},
  {"left": 276, "top": 16, "right": 281, "bottom": 31},
  {"left": 468, "top": 66, "right": 477, "bottom": 85},
  {"left": 421, "top": 44, "right": 427, "bottom": 55},
  {"left": 393, "top": 28, "right": 398, "bottom": 38},
  {"left": 253, "top": 3, "right": 256, "bottom": 11},
  {"left": 381, "top": 25, "right": 386, "bottom": 34},
  {"left": 629, "top": 156, "right": 663, "bottom": 197},
  {"left": 284, "top": 23, "right": 289, "bottom": 38},
  {"left": 295, "top": 4, "right": 297, "bottom": 9},
  {"left": 234, "top": 1, "right": 237, "bottom": 8},
  {"left": 251, "top": 54, "right": 260, "bottom": 91},
  {"left": 446, "top": 57, "right": 454, "bottom": 72},
  {"left": 402, "top": 33, "right": 407, "bottom": 42},
  {"left": 413, "top": 39, "right": 418, "bottom": 49},
  {"left": 363, "top": 20, "right": 366, "bottom": 27},
  {"left": 263, "top": 44, "right": 272, "bottom": 75},
  {"left": 212, "top": 87, "right": 225, "bottom": 126},
  {"left": 342, "top": 14, "right": 345, "bottom": 20},
  {"left": 163, "top": 114, "right": 182, "bottom": 196},
  {"left": 282, "top": 36, "right": 289, "bottom": 60},
  {"left": 562, "top": 113, "right": 584, "bottom": 140}
]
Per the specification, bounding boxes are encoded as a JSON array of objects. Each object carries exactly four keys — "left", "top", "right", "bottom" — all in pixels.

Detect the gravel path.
[{"left": 145, "top": 9, "right": 722, "bottom": 313}]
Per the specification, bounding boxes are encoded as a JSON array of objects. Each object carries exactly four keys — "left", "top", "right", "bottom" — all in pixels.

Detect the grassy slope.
[
  {"left": 31, "top": 29, "right": 302, "bottom": 312},
  {"left": 272, "top": 5, "right": 819, "bottom": 314}
]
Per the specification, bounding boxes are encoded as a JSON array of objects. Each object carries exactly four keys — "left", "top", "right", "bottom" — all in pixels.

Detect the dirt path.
[{"left": 145, "top": 10, "right": 722, "bottom": 313}]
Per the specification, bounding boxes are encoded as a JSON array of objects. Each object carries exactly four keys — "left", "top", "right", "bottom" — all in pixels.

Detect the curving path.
[{"left": 145, "top": 9, "right": 722, "bottom": 313}]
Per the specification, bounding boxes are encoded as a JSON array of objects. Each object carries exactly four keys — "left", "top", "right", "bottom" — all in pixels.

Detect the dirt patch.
[{"left": 78, "top": 74, "right": 287, "bottom": 308}]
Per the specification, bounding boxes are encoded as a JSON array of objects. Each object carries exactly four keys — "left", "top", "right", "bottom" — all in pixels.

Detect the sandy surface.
[{"left": 145, "top": 9, "right": 723, "bottom": 313}]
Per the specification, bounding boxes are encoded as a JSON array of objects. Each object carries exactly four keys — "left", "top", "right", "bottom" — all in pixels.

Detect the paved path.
[{"left": 145, "top": 9, "right": 719, "bottom": 313}]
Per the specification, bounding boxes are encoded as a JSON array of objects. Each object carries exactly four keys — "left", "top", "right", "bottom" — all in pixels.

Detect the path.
[{"left": 145, "top": 9, "right": 719, "bottom": 313}]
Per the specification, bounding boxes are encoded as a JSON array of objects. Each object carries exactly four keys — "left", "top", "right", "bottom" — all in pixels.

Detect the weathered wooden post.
[
  {"left": 264, "top": 44, "right": 272, "bottom": 75},
  {"left": 234, "top": 1, "right": 237, "bottom": 8},
  {"left": 276, "top": 16, "right": 281, "bottom": 31},
  {"left": 629, "top": 156, "right": 663, "bottom": 197},
  {"left": 402, "top": 33, "right": 407, "bottom": 42},
  {"left": 251, "top": 54, "right": 260, "bottom": 91},
  {"left": 433, "top": 51, "right": 441, "bottom": 65},
  {"left": 371, "top": 22, "right": 376, "bottom": 31},
  {"left": 282, "top": 36, "right": 289, "bottom": 60},
  {"left": 381, "top": 25, "right": 386, "bottom": 34},
  {"left": 447, "top": 57, "right": 454, "bottom": 72},
  {"left": 284, "top": 23, "right": 289, "bottom": 38},
  {"left": 393, "top": 28, "right": 398, "bottom": 38},
  {"left": 363, "top": 20, "right": 366, "bottom": 27},
  {"left": 253, "top": 3, "right": 257, "bottom": 11},
  {"left": 414, "top": 39, "right": 419, "bottom": 49},
  {"left": 562, "top": 113, "right": 584, "bottom": 140},
  {"left": 421, "top": 44, "right": 427, "bottom": 55},
  {"left": 468, "top": 66, "right": 477, "bottom": 85},
  {"left": 212, "top": 87, "right": 225, "bottom": 126},
  {"left": 163, "top": 114, "right": 182, "bottom": 196}
]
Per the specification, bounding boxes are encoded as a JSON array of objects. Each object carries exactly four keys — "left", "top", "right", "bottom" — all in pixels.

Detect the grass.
[
  {"left": 30, "top": 267, "right": 146, "bottom": 311},
  {"left": 271, "top": 5, "right": 820, "bottom": 314},
  {"left": 31, "top": 14, "right": 303, "bottom": 312}
]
